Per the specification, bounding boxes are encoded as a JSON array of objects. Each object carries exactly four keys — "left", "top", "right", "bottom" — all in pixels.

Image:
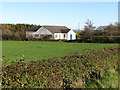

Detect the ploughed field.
[{"left": 2, "top": 41, "right": 117, "bottom": 65}]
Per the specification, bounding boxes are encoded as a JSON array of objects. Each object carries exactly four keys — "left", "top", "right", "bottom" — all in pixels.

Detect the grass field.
[{"left": 2, "top": 41, "right": 117, "bottom": 64}]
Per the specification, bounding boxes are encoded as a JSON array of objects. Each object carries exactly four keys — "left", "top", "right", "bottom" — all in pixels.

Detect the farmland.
[
  {"left": 2, "top": 41, "right": 117, "bottom": 65},
  {"left": 2, "top": 41, "right": 119, "bottom": 88},
  {"left": 2, "top": 45, "right": 119, "bottom": 88}
]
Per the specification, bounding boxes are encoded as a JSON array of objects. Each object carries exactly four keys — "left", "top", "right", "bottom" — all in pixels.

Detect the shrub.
[{"left": 42, "top": 35, "right": 53, "bottom": 40}]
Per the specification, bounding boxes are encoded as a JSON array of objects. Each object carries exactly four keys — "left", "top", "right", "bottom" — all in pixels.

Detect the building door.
[{"left": 70, "top": 34, "right": 72, "bottom": 40}]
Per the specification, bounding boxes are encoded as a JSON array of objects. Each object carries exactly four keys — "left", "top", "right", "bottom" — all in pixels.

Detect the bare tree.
[
  {"left": 84, "top": 19, "right": 96, "bottom": 31},
  {"left": 83, "top": 19, "right": 96, "bottom": 41}
]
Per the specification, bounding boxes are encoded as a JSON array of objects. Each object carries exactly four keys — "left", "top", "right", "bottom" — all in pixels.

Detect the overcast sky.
[{"left": 1, "top": 2, "right": 118, "bottom": 29}]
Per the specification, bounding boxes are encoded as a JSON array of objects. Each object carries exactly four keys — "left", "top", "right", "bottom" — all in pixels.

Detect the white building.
[{"left": 26, "top": 25, "right": 76, "bottom": 40}]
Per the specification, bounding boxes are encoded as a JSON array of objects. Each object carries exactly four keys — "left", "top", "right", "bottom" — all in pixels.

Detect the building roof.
[
  {"left": 27, "top": 25, "right": 71, "bottom": 33},
  {"left": 43, "top": 25, "right": 70, "bottom": 33},
  {"left": 27, "top": 26, "right": 42, "bottom": 32}
]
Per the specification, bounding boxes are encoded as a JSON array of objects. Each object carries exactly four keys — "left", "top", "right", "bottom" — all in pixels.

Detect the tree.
[
  {"left": 1, "top": 24, "right": 34, "bottom": 40},
  {"left": 83, "top": 19, "right": 96, "bottom": 42},
  {"left": 84, "top": 19, "right": 96, "bottom": 31},
  {"left": 96, "top": 26, "right": 107, "bottom": 31},
  {"left": 105, "top": 24, "right": 118, "bottom": 36}
]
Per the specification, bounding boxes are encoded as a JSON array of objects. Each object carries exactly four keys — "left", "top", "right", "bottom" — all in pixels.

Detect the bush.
[
  {"left": 92, "top": 36, "right": 110, "bottom": 43},
  {"left": 42, "top": 35, "right": 53, "bottom": 40}
]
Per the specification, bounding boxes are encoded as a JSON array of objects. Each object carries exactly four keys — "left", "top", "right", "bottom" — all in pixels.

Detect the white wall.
[
  {"left": 34, "top": 27, "right": 53, "bottom": 38},
  {"left": 67, "top": 29, "right": 76, "bottom": 40},
  {"left": 35, "top": 27, "right": 53, "bottom": 35},
  {"left": 54, "top": 33, "right": 67, "bottom": 40},
  {"left": 26, "top": 27, "right": 53, "bottom": 39}
]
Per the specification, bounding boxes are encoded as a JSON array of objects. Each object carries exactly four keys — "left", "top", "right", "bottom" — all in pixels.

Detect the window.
[
  {"left": 40, "top": 34, "right": 45, "bottom": 38},
  {"left": 55, "top": 35, "right": 57, "bottom": 38},
  {"left": 59, "top": 35, "right": 61, "bottom": 39},
  {"left": 34, "top": 34, "right": 39, "bottom": 37},
  {"left": 63, "top": 34, "right": 66, "bottom": 38}
]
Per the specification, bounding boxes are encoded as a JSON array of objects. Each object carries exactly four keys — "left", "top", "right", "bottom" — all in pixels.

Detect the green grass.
[
  {"left": 85, "top": 70, "right": 118, "bottom": 88},
  {"left": 2, "top": 41, "right": 118, "bottom": 64}
]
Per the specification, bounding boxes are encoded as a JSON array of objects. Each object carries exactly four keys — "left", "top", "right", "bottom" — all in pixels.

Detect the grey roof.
[
  {"left": 27, "top": 25, "right": 71, "bottom": 33},
  {"left": 27, "top": 26, "right": 42, "bottom": 32},
  {"left": 43, "top": 25, "right": 70, "bottom": 33}
]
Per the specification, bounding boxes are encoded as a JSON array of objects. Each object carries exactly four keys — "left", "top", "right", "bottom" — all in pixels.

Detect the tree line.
[
  {"left": 1, "top": 24, "right": 34, "bottom": 41},
  {"left": 1, "top": 20, "right": 120, "bottom": 43},
  {"left": 76, "top": 20, "right": 120, "bottom": 43}
]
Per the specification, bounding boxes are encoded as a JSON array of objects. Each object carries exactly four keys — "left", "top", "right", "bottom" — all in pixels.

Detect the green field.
[
  {"left": 2, "top": 41, "right": 117, "bottom": 64},
  {"left": 2, "top": 41, "right": 119, "bottom": 88}
]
